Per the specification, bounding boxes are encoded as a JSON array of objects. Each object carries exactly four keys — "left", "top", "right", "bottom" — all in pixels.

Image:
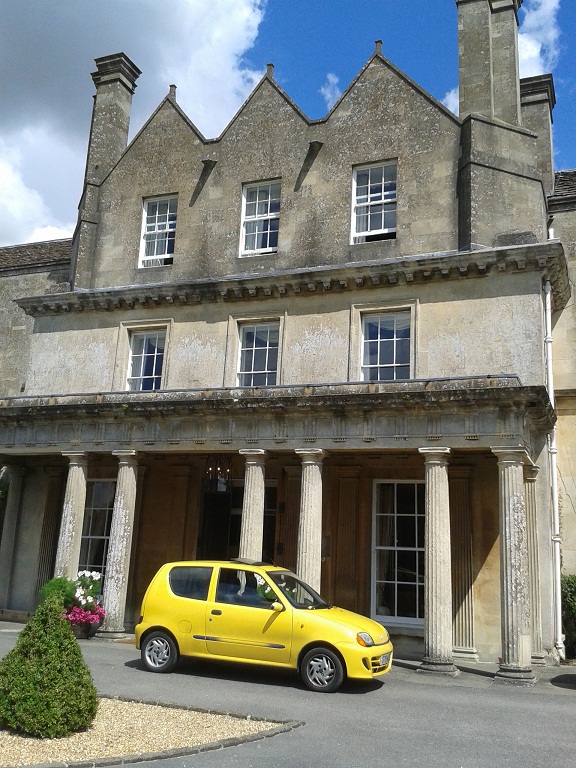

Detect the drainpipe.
[{"left": 544, "top": 279, "right": 565, "bottom": 660}]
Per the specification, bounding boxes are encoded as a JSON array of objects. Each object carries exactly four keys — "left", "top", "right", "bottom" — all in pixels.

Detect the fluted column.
[
  {"left": 418, "top": 448, "right": 459, "bottom": 675},
  {"left": 525, "top": 465, "right": 545, "bottom": 664},
  {"left": 54, "top": 453, "right": 88, "bottom": 580},
  {"left": 98, "top": 451, "right": 138, "bottom": 637},
  {"left": 492, "top": 448, "right": 534, "bottom": 683},
  {"left": 295, "top": 450, "right": 325, "bottom": 592},
  {"left": 238, "top": 450, "right": 267, "bottom": 562},
  {"left": 450, "top": 468, "right": 478, "bottom": 659},
  {"left": 0, "top": 464, "right": 26, "bottom": 608}
]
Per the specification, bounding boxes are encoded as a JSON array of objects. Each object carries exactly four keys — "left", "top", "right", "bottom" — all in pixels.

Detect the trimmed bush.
[
  {"left": 0, "top": 593, "right": 99, "bottom": 738},
  {"left": 562, "top": 573, "right": 576, "bottom": 659},
  {"left": 39, "top": 576, "right": 76, "bottom": 608}
]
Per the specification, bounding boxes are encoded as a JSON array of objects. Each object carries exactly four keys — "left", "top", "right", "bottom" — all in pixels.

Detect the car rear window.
[{"left": 169, "top": 566, "right": 212, "bottom": 600}]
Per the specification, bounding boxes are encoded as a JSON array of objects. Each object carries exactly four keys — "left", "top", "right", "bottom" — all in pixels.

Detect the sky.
[{"left": 0, "top": 0, "right": 574, "bottom": 247}]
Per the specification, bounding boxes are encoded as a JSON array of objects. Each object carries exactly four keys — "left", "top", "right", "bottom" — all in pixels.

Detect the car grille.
[{"left": 370, "top": 652, "right": 392, "bottom": 673}]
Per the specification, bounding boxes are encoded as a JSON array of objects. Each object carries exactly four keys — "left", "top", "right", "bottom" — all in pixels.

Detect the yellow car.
[{"left": 135, "top": 559, "right": 393, "bottom": 692}]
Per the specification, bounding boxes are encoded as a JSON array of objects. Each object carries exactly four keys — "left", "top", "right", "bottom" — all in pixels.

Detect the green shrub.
[
  {"left": 561, "top": 573, "right": 576, "bottom": 659},
  {"left": 0, "top": 593, "right": 99, "bottom": 738},
  {"left": 39, "top": 576, "right": 76, "bottom": 608}
]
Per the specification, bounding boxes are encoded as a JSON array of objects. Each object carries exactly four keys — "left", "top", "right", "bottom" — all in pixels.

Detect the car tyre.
[
  {"left": 141, "top": 631, "right": 178, "bottom": 673},
  {"left": 300, "top": 647, "right": 344, "bottom": 692}
]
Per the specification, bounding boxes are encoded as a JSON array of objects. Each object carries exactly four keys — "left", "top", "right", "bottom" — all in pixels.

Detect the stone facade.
[{"left": 0, "top": 0, "right": 574, "bottom": 679}]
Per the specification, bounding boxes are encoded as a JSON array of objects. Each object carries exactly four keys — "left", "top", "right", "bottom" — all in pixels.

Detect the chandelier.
[{"left": 204, "top": 454, "right": 231, "bottom": 493}]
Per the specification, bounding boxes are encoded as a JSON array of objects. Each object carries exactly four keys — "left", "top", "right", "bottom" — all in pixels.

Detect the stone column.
[
  {"left": 0, "top": 464, "right": 26, "bottom": 608},
  {"left": 492, "top": 448, "right": 534, "bottom": 683},
  {"left": 418, "top": 448, "right": 459, "bottom": 675},
  {"left": 98, "top": 451, "right": 138, "bottom": 637},
  {"left": 295, "top": 450, "right": 325, "bottom": 592},
  {"left": 54, "top": 453, "right": 88, "bottom": 580},
  {"left": 525, "top": 465, "right": 545, "bottom": 665},
  {"left": 238, "top": 450, "right": 267, "bottom": 562},
  {"left": 450, "top": 468, "right": 478, "bottom": 660}
]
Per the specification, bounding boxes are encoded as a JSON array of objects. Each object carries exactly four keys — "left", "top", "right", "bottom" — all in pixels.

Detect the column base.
[
  {"left": 417, "top": 659, "right": 460, "bottom": 676},
  {"left": 493, "top": 665, "right": 535, "bottom": 685},
  {"left": 531, "top": 653, "right": 547, "bottom": 667},
  {"left": 453, "top": 647, "right": 480, "bottom": 662},
  {"left": 95, "top": 627, "right": 128, "bottom": 640}
]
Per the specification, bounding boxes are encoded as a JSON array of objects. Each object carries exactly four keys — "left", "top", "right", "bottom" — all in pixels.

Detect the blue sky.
[{"left": 0, "top": 0, "right": 573, "bottom": 246}]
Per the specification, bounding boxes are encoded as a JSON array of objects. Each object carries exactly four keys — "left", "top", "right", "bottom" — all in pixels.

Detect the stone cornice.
[
  {"left": 14, "top": 241, "right": 569, "bottom": 316},
  {"left": 0, "top": 377, "right": 555, "bottom": 430}
]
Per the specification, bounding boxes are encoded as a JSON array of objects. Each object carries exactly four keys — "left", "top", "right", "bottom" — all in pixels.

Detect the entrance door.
[
  {"left": 198, "top": 491, "right": 232, "bottom": 560},
  {"left": 198, "top": 481, "right": 278, "bottom": 562}
]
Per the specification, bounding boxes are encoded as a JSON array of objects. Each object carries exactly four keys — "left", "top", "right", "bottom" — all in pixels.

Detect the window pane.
[
  {"left": 397, "top": 550, "right": 417, "bottom": 583},
  {"left": 396, "top": 339, "right": 410, "bottom": 365},
  {"left": 397, "top": 583, "right": 418, "bottom": 618},
  {"left": 379, "top": 340, "right": 394, "bottom": 365}
]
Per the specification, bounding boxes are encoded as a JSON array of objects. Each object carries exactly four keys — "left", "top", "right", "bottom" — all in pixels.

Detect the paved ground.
[{"left": 1, "top": 622, "right": 575, "bottom": 768}]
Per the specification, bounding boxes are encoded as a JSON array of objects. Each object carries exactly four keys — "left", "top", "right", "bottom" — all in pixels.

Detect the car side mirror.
[{"left": 271, "top": 601, "right": 284, "bottom": 613}]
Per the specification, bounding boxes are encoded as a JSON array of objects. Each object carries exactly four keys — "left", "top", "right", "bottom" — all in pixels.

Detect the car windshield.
[{"left": 268, "top": 571, "right": 330, "bottom": 609}]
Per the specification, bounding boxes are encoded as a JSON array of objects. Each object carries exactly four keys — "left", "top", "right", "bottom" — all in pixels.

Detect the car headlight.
[{"left": 357, "top": 632, "right": 375, "bottom": 647}]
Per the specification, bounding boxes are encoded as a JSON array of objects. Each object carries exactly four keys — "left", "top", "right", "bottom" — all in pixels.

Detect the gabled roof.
[
  {"left": 553, "top": 170, "right": 576, "bottom": 197},
  {"left": 320, "top": 46, "right": 460, "bottom": 126},
  {"left": 0, "top": 238, "right": 72, "bottom": 271}
]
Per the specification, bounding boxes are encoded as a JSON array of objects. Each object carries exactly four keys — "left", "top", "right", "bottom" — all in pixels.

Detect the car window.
[
  {"left": 268, "top": 571, "right": 330, "bottom": 609},
  {"left": 216, "top": 568, "right": 278, "bottom": 609},
  {"left": 169, "top": 566, "right": 212, "bottom": 600}
]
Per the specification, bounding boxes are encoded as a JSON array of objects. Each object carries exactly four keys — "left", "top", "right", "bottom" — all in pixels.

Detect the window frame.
[
  {"left": 127, "top": 328, "right": 167, "bottom": 391},
  {"left": 139, "top": 195, "right": 178, "bottom": 268},
  {"left": 79, "top": 479, "right": 117, "bottom": 589},
  {"left": 371, "top": 480, "right": 425, "bottom": 629},
  {"left": 240, "top": 180, "right": 281, "bottom": 257},
  {"left": 112, "top": 320, "right": 173, "bottom": 392},
  {"left": 351, "top": 162, "right": 397, "bottom": 244},
  {"left": 349, "top": 301, "right": 416, "bottom": 383},
  {"left": 223, "top": 313, "right": 285, "bottom": 388},
  {"left": 237, "top": 321, "right": 280, "bottom": 387}
]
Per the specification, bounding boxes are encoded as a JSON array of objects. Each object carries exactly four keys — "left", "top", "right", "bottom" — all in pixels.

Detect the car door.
[
  {"left": 165, "top": 564, "right": 213, "bottom": 656},
  {"left": 205, "top": 566, "right": 292, "bottom": 665}
]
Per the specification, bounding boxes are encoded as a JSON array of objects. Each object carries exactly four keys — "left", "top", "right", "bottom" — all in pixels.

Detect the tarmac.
[{"left": 1, "top": 621, "right": 575, "bottom": 768}]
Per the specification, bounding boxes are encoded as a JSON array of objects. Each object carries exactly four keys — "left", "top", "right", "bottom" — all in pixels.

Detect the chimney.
[
  {"left": 520, "top": 74, "right": 556, "bottom": 195},
  {"left": 86, "top": 53, "right": 141, "bottom": 184},
  {"left": 71, "top": 53, "right": 140, "bottom": 290},
  {"left": 457, "top": 0, "right": 523, "bottom": 125}
]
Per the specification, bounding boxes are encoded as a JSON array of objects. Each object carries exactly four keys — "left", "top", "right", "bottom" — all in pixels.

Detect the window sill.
[{"left": 238, "top": 250, "right": 278, "bottom": 259}]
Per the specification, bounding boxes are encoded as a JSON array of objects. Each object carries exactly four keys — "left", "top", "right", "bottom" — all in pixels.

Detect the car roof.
[{"left": 160, "top": 560, "right": 289, "bottom": 572}]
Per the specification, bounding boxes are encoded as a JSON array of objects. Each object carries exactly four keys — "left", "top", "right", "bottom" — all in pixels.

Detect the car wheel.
[
  {"left": 141, "top": 631, "right": 178, "bottom": 673},
  {"left": 300, "top": 647, "right": 344, "bottom": 692}
]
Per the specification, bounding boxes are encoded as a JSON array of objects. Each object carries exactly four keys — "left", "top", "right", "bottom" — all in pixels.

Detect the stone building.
[{"left": 0, "top": 0, "right": 574, "bottom": 682}]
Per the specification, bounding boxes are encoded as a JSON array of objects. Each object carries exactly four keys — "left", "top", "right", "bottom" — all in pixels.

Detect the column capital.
[
  {"left": 239, "top": 449, "right": 268, "bottom": 464},
  {"left": 295, "top": 449, "right": 326, "bottom": 464},
  {"left": 524, "top": 465, "right": 540, "bottom": 483},
  {"left": 112, "top": 450, "right": 138, "bottom": 466},
  {"left": 419, "top": 447, "right": 451, "bottom": 462},
  {"left": 491, "top": 447, "right": 529, "bottom": 465},
  {"left": 62, "top": 452, "right": 88, "bottom": 467}
]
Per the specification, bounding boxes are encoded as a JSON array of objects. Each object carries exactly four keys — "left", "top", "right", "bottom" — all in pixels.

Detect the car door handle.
[{"left": 211, "top": 609, "right": 222, "bottom": 616}]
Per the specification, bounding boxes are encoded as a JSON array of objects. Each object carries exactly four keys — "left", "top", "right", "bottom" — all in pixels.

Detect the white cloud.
[
  {"left": 442, "top": 86, "right": 459, "bottom": 115},
  {"left": 0, "top": 137, "right": 75, "bottom": 246},
  {"left": 518, "top": 0, "right": 561, "bottom": 77},
  {"left": 0, "top": 0, "right": 267, "bottom": 246},
  {"left": 153, "top": 0, "right": 266, "bottom": 137},
  {"left": 319, "top": 73, "right": 342, "bottom": 111}
]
